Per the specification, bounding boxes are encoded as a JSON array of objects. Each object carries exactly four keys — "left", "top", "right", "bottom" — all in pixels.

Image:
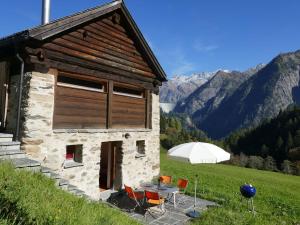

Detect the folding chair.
[
  {"left": 177, "top": 178, "right": 189, "bottom": 194},
  {"left": 168, "top": 178, "right": 189, "bottom": 206},
  {"left": 176, "top": 178, "right": 189, "bottom": 205},
  {"left": 124, "top": 185, "right": 144, "bottom": 212},
  {"left": 144, "top": 190, "right": 166, "bottom": 218},
  {"left": 159, "top": 175, "right": 172, "bottom": 185}
]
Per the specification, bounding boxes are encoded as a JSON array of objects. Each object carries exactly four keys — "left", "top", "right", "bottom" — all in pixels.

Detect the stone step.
[
  {"left": 49, "top": 172, "right": 61, "bottom": 180},
  {"left": 67, "top": 184, "right": 78, "bottom": 191},
  {"left": 100, "top": 190, "right": 112, "bottom": 201},
  {"left": 40, "top": 166, "right": 52, "bottom": 177},
  {"left": 41, "top": 166, "right": 52, "bottom": 173},
  {"left": 0, "top": 150, "right": 25, "bottom": 159},
  {"left": 59, "top": 179, "right": 69, "bottom": 186},
  {"left": 71, "top": 189, "right": 85, "bottom": 196},
  {"left": 0, "top": 142, "right": 20, "bottom": 151},
  {"left": 11, "top": 158, "right": 41, "bottom": 168},
  {"left": 0, "top": 133, "right": 13, "bottom": 143}
]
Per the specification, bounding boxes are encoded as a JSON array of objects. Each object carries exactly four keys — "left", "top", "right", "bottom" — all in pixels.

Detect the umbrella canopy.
[{"left": 168, "top": 142, "right": 230, "bottom": 164}]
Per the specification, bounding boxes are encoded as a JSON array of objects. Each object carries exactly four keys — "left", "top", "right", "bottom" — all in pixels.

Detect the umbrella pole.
[
  {"left": 186, "top": 174, "right": 200, "bottom": 218},
  {"left": 194, "top": 174, "right": 197, "bottom": 210}
]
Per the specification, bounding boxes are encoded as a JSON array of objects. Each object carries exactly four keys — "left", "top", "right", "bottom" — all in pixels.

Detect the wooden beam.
[
  {"left": 55, "top": 36, "right": 153, "bottom": 73},
  {"left": 90, "top": 22, "right": 134, "bottom": 46},
  {"left": 28, "top": 54, "right": 157, "bottom": 91},
  {"left": 145, "top": 90, "right": 151, "bottom": 129},
  {"left": 102, "top": 18, "right": 126, "bottom": 33},
  {"left": 43, "top": 43, "right": 155, "bottom": 78},
  {"left": 82, "top": 26, "right": 141, "bottom": 56},
  {"left": 107, "top": 80, "right": 113, "bottom": 129},
  {"left": 68, "top": 31, "right": 147, "bottom": 66}
]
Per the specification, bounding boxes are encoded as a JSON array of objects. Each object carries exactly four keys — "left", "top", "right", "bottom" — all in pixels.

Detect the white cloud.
[
  {"left": 168, "top": 47, "right": 196, "bottom": 75},
  {"left": 193, "top": 40, "right": 218, "bottom": 52},
  {"left": 144, "top": 38, "right": 196, "bottom": 76}
]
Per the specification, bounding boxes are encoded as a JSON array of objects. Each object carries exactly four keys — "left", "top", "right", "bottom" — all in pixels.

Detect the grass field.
[
  {"left": 0, "top": 163, "right": 138, "bottom": 225},
  {"left": 160, "top": 149, "right": 300, "bottom": 225},
  {"left": 1, "top": 154, "right": 299, "bottom": 225}
]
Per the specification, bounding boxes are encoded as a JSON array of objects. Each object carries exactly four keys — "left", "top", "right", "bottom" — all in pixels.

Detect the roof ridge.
[
  {"left": 0, "top": 0, "right": 122, "bottom": 43},
  {"left": 30, "top": 1, "right": 121, "bottom": 32}
]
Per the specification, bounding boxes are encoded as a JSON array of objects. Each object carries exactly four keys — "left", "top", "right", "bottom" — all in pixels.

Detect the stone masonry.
[{"left": 16, "top": 71, "right": 160, "bottom": 200}]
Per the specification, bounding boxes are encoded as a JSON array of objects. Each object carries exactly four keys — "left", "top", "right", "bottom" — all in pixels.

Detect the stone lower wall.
[{"left": 20, "top": 71, "right": 160, "bottom": 200}]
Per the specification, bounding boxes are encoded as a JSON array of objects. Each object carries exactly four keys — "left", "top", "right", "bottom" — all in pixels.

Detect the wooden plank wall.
[
  {"left": 53, "top": 86, "right": 107, "bottom": 129},
  {"left": 29, "top": 13, "right": 156, "bottom": 130},
  {"left": 111, "top": 94, "right": 146, "bottom": 128},
  {"left": 39, "top": 16, "right": 156, "bottom": 85}
]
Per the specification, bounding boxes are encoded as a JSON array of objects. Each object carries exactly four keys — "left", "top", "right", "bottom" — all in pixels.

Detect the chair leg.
[{"left": 160, "top": 203, "right": 166, "bottom": 214}]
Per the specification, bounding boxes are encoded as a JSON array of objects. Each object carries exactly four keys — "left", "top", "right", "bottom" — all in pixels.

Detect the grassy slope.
[
  {"left": 160, "top": 150, "right": 300, "bottom": 225},
  {"left": 0, "top": 163, "right": 139, "bottom": 225}
]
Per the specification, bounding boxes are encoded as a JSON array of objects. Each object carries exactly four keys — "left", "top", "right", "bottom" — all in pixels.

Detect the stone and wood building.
[{"left": 0, "top": 0, "right": 166, "bottom": 199}]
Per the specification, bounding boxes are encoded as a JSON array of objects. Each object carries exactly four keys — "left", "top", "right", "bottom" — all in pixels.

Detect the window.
[
  {"left": 113, "top": 85, "right": 143, "bottom": 98},
  {"left": 66, "top": 145, "right": 83, "bottom": 163},
  {"left": 135, "top": 140, "right": 145, "bottom": 158},
  {"left": 57, "top": 75, "right": 105, "bottom": 92}
]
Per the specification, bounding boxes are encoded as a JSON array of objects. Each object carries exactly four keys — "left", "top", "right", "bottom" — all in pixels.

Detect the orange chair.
[
  {"left": 177, "top": 178, "right": 189, "bottom": 194},
  {"left": 124, "top": 185, "right": 144, "bottom": 211},
  {"left": 159, "top": 175, "right": 172, "bottom": 185},
  {"left": 175, "top": 178, "right": 189, "bottom": 205},
  {"left": 144, "top": 190, "right": 165, "bottom": 217}
]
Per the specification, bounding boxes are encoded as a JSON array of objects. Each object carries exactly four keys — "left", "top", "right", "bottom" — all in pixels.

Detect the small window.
[
  {"left": 136, "top": 140, "right": 145, "bottom": 158},
  {"left": 66, "top": 145, "right": 83, "bottom": 163},
  {"left": 57, "top": 75, "right": 105, "bottom": 92},
  {"left": 113, "top": 85, "right": 143, "bottom": 98}
]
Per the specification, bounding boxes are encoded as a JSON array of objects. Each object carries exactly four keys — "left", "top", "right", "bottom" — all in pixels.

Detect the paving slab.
[{"left": 107, "top": 192, "right": 217, "bottom": 225}]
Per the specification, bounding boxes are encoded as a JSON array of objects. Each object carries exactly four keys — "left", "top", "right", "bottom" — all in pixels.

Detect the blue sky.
[{"left": 1, "top": 0, "right": 300, "bottom": 78}]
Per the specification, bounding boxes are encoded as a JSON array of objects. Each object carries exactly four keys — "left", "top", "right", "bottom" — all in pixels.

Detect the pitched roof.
[{"left": 0, "top": 0, "right": 167, "bottom": 81}]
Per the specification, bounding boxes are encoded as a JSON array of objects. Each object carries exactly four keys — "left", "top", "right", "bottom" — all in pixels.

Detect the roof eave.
[{"left": 0, "top": 30, "right": 30, "bottom": 49}]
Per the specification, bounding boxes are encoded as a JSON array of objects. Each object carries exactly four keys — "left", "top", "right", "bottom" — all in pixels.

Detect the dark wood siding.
[
  {"left": 31, "top": 13, "right": 156, "bottom": 130},
  {"left": 39, "top": 14, "right": 156, "bottom": 82},
  {"left": 53, "top": 86, "right": 107, "bottom": 129},
  {"left": 111, "top": 94, "right": 146, "bottom": 128}
]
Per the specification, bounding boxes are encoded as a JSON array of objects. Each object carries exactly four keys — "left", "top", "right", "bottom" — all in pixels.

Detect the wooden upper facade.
[{"left": 0, "top": 0, "right": 166, "bottom": 130}]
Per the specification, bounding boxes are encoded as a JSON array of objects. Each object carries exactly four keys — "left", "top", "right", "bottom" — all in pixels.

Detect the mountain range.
[
  {"left": 159, "top": 72, "right": 217, "bottom": 104},
  {"left": 160, "top": 49, "right": 300, "bottom": 139}
]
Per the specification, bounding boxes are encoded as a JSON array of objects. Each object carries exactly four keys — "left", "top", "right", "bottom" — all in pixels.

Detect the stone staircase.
[{"left": 0, "top": 133, "right": 89, "bottom": 199}]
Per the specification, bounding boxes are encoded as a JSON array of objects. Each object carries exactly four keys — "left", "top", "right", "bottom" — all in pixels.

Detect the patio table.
[{"left": 140, "top": 183, "right": 179, "bottom": 208}]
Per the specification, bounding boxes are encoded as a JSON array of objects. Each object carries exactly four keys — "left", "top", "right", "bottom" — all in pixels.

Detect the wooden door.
[
  {"left": 0, "top": 61, "right": 9, "bottom": 129},
  {"left": 100, "top": 142, "right": 116, "bottom": 190}
]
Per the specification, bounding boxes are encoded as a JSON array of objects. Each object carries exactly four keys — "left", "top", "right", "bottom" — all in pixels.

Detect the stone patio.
[{"left": 107, "top": 191, "right": 217, "bottom": 225}]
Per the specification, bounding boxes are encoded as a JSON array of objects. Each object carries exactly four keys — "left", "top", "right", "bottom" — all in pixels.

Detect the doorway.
[
  {"left": 99, "top": 141, "right": 123, "bottom": 191},
  {"left": 0, "top": 61, "right": 9, "bottom": 130}
]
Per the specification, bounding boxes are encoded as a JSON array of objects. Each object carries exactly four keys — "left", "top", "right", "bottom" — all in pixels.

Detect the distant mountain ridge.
[
  {"left": 159, "top": 71, "right": 218, "bottom": 104},
  {"left": 171, "top": 50, "right": 300, "bottom": 139},
  {"left": 174, "top": 70, "right": 253, "bottom": 116},
  {"left": 160, "top": 50, "right": 300, "bottom": 139},
  {"left": 199, "top": 50, "right": 300, "bottom": 138}
]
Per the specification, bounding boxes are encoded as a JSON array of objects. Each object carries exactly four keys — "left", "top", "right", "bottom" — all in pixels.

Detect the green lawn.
[
  {"left": 0, "top": 162, "right": 138, "bottom": 225},
  {"left": 160, "top": 150, "right": 300, "bottom": 225}
]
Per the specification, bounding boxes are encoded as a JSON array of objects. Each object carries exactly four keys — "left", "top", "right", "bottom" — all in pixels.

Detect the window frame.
[
  {"left": 113, "top": 82, "right": 145, "bottom": 99},
  {"left": 135, "top": 140, "right": 146, "bottom": 158},
  {"left": 57, "top": 74, "right": 107, "bottom": 93},
  {"left": 65, "top": 145, "right": 83, "bottom": 164}
]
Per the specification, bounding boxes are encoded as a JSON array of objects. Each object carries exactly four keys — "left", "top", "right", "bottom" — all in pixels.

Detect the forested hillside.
[{"left": 225, "top": 106, "right": 300, "bottom": 175}]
